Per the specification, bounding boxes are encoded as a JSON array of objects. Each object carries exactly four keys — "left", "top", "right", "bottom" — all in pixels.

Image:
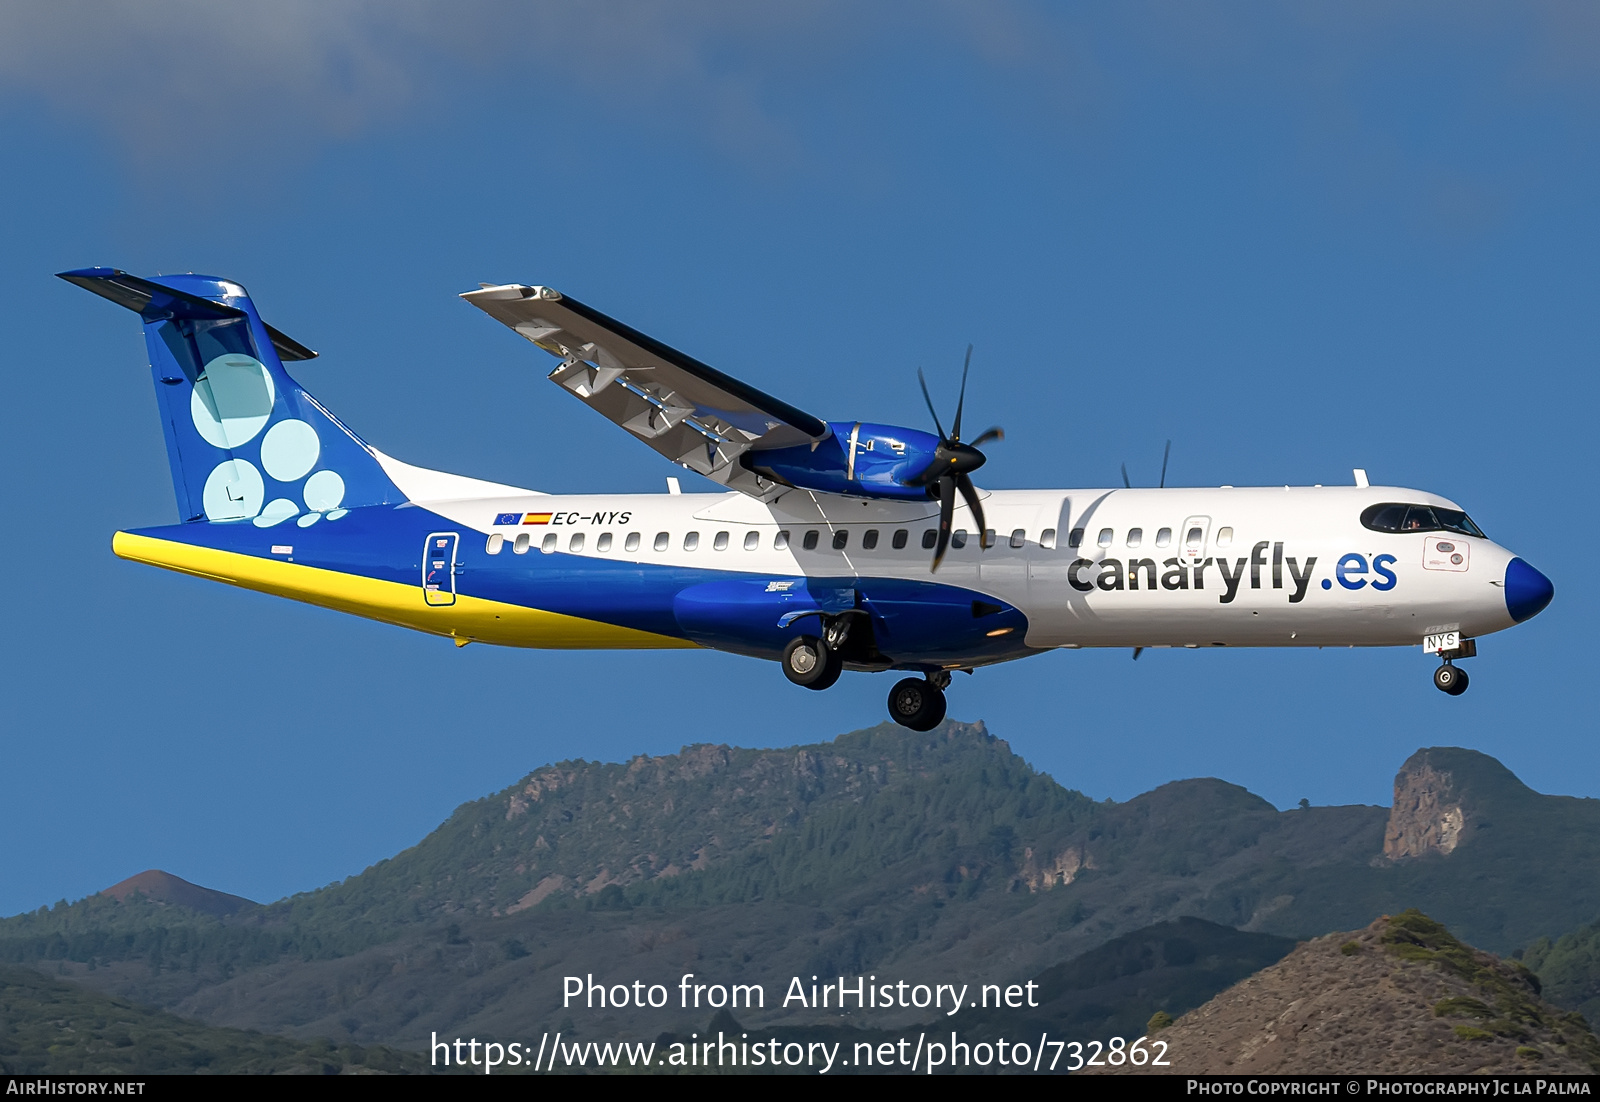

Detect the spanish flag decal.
[{"left": 522, "top": 512, "right": 553, "bottom": 525}]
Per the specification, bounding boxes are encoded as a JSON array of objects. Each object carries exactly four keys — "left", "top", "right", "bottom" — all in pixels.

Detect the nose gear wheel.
[{"left": 1433, "top": 663, "right": 1469, "bottom": 696}]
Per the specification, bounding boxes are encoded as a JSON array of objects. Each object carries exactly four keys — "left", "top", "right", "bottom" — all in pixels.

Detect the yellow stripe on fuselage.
[{"left": 112, "top": 532, "right": 696, "bottom": 650}]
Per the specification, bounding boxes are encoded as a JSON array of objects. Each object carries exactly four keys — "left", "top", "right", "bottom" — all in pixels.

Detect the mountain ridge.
[{"left": 5, "top": 722, "right": 1599, "bottom": 1051}]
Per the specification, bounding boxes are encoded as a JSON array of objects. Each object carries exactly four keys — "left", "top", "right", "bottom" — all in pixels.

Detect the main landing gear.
[
  {"left": 779, "top": 614, "right": 953, "bottom": 731},
  {"left": 888, "top": 671, "right": 949, "bottom": 732},
  {"left": 782, "top": 635, "right": 842, "bottom": 690}
]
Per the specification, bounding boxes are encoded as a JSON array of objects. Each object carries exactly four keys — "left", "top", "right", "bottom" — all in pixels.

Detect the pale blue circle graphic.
[
  {"left": 303, "top": 470, "right": 345, "bottom": 512},
  {"left": 191, "top": 355, "right": 276, "bottom": 449},
  {"left": 325, "top": 509, "right": 348, "bottom": 521},
  {"left": 297, "top": 512, "right": 322, "bottom": 528},
  {"left": 260, "top": 419, "right": 320, "bottom": 481},
  {"left": 253, "top": 498, "right": 300, "bottom": 528},
  {"left": 201, "top": 459, "right": 264, "bottom": 521}
]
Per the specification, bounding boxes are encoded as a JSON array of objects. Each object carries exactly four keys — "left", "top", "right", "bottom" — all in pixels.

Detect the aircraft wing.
[{"left": 461, "top": 284, "right": 827, "bottom": 498}]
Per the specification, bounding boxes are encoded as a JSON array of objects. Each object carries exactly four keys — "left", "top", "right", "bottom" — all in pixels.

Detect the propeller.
[
  {"left": 1129, "top": 440, "right": 1173, "bottom": 662},
  {"left": 1121, "top": 440, "right": 1173, "bottom": 490},
  {"left": 907, "top": 345, "right": 1004, "bottom": 571}
]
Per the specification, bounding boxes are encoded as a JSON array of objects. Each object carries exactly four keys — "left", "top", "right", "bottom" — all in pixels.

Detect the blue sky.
[{"left": 2, "top": 2, "right": 1597, "bottom": 915}]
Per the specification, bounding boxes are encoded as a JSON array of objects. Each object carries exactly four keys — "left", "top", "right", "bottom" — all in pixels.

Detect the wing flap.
[{"left": 461, "top": 283, "right": 825, "bottom": 497}]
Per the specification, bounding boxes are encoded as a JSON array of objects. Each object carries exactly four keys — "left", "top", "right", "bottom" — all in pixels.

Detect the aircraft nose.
[{"left": 1505, "top": 558, "right": 1554, "bottom": 623}]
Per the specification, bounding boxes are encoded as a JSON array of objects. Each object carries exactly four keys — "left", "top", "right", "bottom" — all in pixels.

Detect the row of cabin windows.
[
  {"left": 1068, "top": 526, "right": 1235, "bottom": 551},
  {"left": 484, "top": 526, "right": 1063, "bottom": 556}
]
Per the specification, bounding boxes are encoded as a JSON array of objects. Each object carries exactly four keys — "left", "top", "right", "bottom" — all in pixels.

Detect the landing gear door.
[
  {"left": 1179, "top": 516, "right": 1211, "bottom": 563},
  {"left": 422, "top": 532, "right": 459, "bottom": 606}
]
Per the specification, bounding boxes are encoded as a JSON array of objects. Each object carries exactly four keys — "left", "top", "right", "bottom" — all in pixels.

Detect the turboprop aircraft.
[{"left": 63, "top": 268, "right": 1554, "bottom": 731}]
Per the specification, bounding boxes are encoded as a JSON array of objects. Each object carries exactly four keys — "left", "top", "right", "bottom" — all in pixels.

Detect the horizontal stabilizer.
[{"left": 58, "top": 268, "right": 317, "bottom": 361}]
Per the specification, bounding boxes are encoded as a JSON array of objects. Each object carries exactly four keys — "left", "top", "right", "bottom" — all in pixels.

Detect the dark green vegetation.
[
  {"left": 0, "top": 965, "right": 426, "bottom": 1074},
  {"left": 2, "top": 722, "right": 1598, "bottom": 1056},
  {"left": 1521, "top": 918, "right": 1600, "bottom": 1027},
  {"left": 1383, "top": 911, "right": 1600, "bottom": 1067}
]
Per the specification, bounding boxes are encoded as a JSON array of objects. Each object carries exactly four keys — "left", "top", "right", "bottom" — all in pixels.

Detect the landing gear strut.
[
  {"left": 888, "top": 673, "right": 948, "bottom": 731},
  {"left": 1433, "top": 663, "right": 1469, "bottom": 696}
]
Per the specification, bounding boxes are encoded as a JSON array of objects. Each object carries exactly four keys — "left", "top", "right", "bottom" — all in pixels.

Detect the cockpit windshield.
[{"left": 1361, "top": 503, "right": 1485, "bottom": 538}]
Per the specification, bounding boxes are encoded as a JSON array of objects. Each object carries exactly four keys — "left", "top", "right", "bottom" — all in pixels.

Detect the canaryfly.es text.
[{"left": 562, "top": 973, "right": 1038, "bottom": 1017}]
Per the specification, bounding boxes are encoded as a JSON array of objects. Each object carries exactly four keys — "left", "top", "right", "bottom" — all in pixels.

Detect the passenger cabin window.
[
  {"left": 775, "top": 530, "right": 790, "bottom": 549},
  {"left": 1185, "top": 527, "right": 1203, "bottom": 551},
  {"left": 1068, "top": 528, "right": 1084, "bottom": 548},
  {"left": 1097, "top": 528, "right": 1113, "bottom": 548},
  {"left": 1041, "top": 528, "right": 1057, "bottom": 549},
  {"left": 1126, "top": 528, "right": 1143, "bottom": 548},
  {"left": 952, "top": 530, "right": 968, "bottom": 549},
  {"left": 922, "top": 529, "right": 938, "bottom": 549},
  {"left": 743, "top": 531, "right": 759, "bottom": 550},
  {"left": 984, "top": 528, "right": 996, "bottom": 548},
  {"left": 832, "top": 530, "right": 849, "bottom": 550},
  {"left": 862, "top": 529, "right": 879, "bottom": 550},
  {"left": 683, "top": 532, "right": 700, "bottom": 551},
  {"left": 597, "top": 532, "right": 613, "bottom": 552},
  {"left": 625, "top": 532, "right": 641, "bottom": 551},
  {"left": 1010, "top": 529, "right": 1026, "bottom": 549},
  {"left": 568, "top": 533, "right": 584, "bottom": 552},
  {"left": 486, "top": 533, "right": 504, "bottom": 555},
  {"left": 713, "top": 531, "right": 729, "bottom": 551},
  {"left": 514, "top": 533, "right": 530, "bottom": 554},
  {"left": 541, "top": 533, "right": 557, "bottom": 553},
  {"left": 653, "top": 532, "right": 669, "bottom": 551},
  {"left": 803, "top": 530, "right": 819, "bottom": 551},
  {"left": 892, "top": 529, "right": 909, "bottom": 549},
  {"left": 1155, "top": 527, "right": 1172, "bottom": 548},
  {"left": 1361, "top": 503, "right": 1485, "bottom": 538},
  {"left": 1216, "top": 527, "right": 1233, "bottom": 547}
]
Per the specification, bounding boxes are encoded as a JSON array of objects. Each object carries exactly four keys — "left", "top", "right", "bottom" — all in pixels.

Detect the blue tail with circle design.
[{"left": 59, "top": 269, "right": 400, "bottom": 527}]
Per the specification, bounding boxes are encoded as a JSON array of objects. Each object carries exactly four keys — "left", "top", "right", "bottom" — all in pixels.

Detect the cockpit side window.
[
  {"left": 1435, "top": 508, "right": 1485, "bottom": 538},
  {"left": 1361, "top": 502, "right": 1485, "bottom": 538}
]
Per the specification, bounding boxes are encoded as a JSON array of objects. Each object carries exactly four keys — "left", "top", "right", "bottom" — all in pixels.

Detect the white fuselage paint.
[{"left": 412, "top": 479, "right": 1521, "bottom": 655}]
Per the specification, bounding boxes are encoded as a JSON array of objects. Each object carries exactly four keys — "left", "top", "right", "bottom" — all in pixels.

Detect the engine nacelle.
[{"left": 742, "top": 421, "right": 941, "bottom": 500}]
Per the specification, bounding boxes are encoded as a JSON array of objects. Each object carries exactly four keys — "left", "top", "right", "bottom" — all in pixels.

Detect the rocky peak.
[{"left": 1385, "top": 753, "right": 1468, "bottom": 859}]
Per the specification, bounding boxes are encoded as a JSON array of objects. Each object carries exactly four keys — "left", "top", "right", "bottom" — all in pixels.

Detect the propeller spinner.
[{"left": 905, "top": 346, "right": 1004, "bottom": 571}]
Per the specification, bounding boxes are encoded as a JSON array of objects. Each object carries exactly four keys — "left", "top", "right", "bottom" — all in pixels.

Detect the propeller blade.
[
  {"left": 969, "top": 427, "right": 1004, "bottom": 448},
  {"left": 1159, "top": 440, "right": 1171, "bottom": 489},
  {"left": 1121, "top": 462, "right": 1131, "bottom": 489},
  {"left": 931, "top": 476, "right": 956, "bottom": 572},
  {"left": 951, "top": 344, "right": 972, "bottom": 442},
  {"left": 955, "top": 471, "right": 988, "bottom": 548},
  {"left": 917, "top": 368, "right": 948, "bottom": 442},
  {"left": 1132, "top": 647, "right": 1144, "bottom": 661}
]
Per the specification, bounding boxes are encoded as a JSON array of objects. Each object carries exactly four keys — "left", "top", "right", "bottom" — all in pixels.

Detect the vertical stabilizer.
[{"left": 59, "top": 268, "right": 402, "bottom": 527}]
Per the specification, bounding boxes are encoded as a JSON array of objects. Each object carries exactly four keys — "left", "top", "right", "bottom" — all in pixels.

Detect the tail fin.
[{"left": 59, "top": 268, "right": 402, "bottom": 526}]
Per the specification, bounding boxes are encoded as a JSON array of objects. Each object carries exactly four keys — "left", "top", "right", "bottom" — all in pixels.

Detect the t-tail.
[{"left": 59, "top": 268, "right": 401, "bottom": 527}]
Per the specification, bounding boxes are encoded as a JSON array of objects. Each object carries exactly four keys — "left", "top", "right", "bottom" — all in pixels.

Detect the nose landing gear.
[
  {"left": 1433, "top": 663, "right": 1469, "bottom": 696},
  {"left": 1430, "top": 636, "right": 1476, "bottom": 696},
  {"left": 888, "top": 671, "right": 950, "bottom": 732}
]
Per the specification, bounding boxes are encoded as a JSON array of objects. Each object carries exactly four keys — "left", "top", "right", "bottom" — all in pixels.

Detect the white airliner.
[{"left": 64, "top": 269, "right": 1555, "bottom": 731}]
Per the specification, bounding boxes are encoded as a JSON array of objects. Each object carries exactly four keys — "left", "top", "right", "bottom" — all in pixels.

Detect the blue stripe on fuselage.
[{"left": 128, "top": 503, "right": 1036, "bottom": 666}]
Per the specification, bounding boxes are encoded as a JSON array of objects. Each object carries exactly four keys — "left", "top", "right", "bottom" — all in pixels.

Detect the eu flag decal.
[{"left": 494, "top": 513, "right": 522, "bottom": 525}]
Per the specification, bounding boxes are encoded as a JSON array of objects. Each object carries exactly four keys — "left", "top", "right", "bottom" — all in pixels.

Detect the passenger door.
[{"left": 422, "top": 532, "right": 459, "bottom": 606}]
